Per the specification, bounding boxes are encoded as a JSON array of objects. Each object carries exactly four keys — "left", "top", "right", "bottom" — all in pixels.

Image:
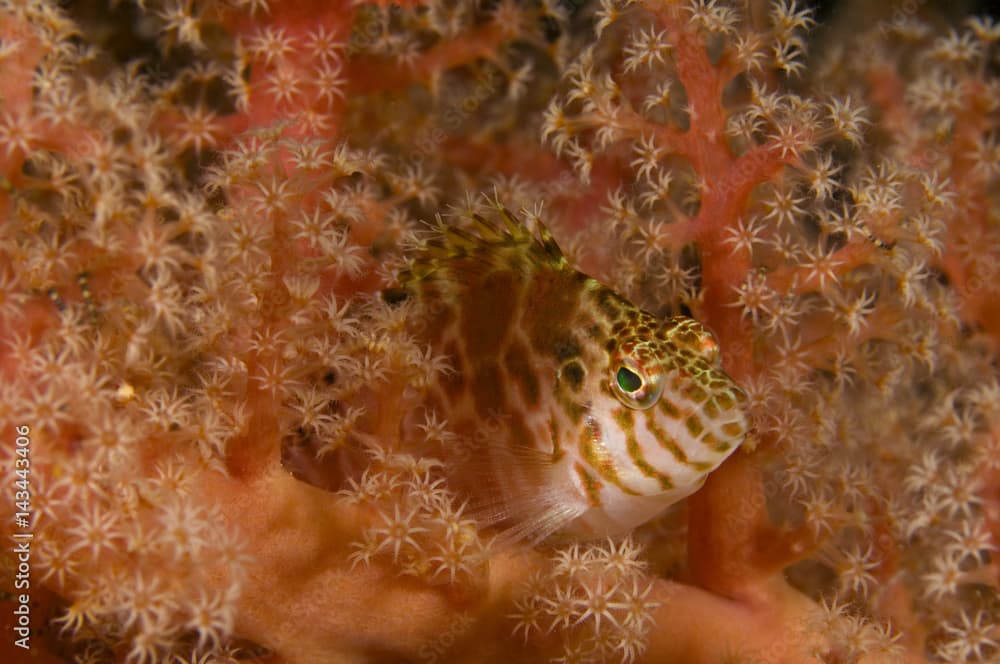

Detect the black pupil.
[{"left": 616, "top": 367, "right": 642, "bottom": 393}]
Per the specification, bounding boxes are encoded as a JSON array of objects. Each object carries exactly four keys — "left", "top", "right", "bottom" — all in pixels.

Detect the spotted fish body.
[{"left": 390, "top": 206, "right": 747, "bottom": 542}]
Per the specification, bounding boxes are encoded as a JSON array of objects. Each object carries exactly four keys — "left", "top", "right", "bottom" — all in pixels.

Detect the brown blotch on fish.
[
  {"left": 702, "top": 400, "right": 720, "bottom": 419},
  {"left": 657, "top": 431, "right": 690, "bottom": 464},
  {"left": 596, "top": 288, "right": 621, "bottom": 319},
  {"left": 471, "top": 360, "right": 506, "bottom": 417},
  {"left": 575, "top": 463, "right": 603, "bottom": 507},
  {"left": 722, "top": 421, "right": 745, "bottom": 437},
  {"left": 504, "top": 338, "right": 540, "bottom": 406},
  {"left": 684, "top": 383, "right": 708, "bottom": 404},
  {"left": 659, "top": 398, "right": 682, "bottom": 419},
  {"left": 716, "top": 391, "right": 736, "bottom": 410},
  {"left": 642, "top": 412, "right": 685, "bottom": 463},
  {"left": 527, "top": 270, "right": 582, "bottom": 361},
  {"left": 613, "top": 407, "right": 633, "bottom": 431},
  {"left": 702, "top": 432, "right": 730, "bottom": 453},
  {"left": 685, "top": 414, "right": 704, "bottom": 438},
  {"left": 624, "top": 430, "right": 675, "bottom": 491},
  {"left": 561, "top": 361, "right": 585, "bottom": 392},
  {"left": 508, "top": 412, "right": 535, "bottom": 450},
  {"left": 554, "top": 337, "right": 582, "bottom": 361},
  {"left": 461, "top": 270, "right": 519, "bottom": 358}
]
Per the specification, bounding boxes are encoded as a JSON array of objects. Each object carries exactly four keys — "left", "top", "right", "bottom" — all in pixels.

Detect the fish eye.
[
  {"left": 610, "top": 358, "right": 663, "bottom": 409},
  {"left": 616, "top": 367, "right": 642, "bottom": 392}
]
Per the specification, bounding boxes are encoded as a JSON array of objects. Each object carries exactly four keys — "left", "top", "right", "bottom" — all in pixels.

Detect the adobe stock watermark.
[
  {"left": 418, "top": 610, "right": 484, "bottom": 663},
  {"left": 448, "top": 409, "right": 512, "bottom": 466},
  {"left": 957, "top": 260, "right": 1000, "bottom": 307},
  {"left": 409, "top": 65, "right": 503, "bottom": 162},
  {"left": 10, "top": 424, "right": 33, "bottom": 651}
]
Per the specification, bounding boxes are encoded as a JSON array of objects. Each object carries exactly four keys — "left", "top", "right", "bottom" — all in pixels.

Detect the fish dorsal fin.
[
  {"left": 390, "top": 205, "right": 567, "bottom": 296},
  {"left": 490, "top": 205, "right": 566, "bottom": 266}
]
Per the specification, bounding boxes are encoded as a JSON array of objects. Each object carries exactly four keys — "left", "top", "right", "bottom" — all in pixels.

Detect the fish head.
[{"left": 559, "top": 289, "right": 748, "bottom": 520}]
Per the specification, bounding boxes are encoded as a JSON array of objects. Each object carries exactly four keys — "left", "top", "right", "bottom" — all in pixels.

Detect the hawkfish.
[{"left": 385, "top": 204, "right": 747, "bottom": 544}]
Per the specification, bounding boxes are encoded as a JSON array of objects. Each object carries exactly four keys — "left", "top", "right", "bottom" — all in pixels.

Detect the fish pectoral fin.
[
  {"left": 489, "top": 499, "right": 588, "bottom": 550},
  {"left": 464, "top": 443, "right": 586, "bottom": 548},
  {"left": 469, "top": 487, "right": 587, "bottom": 550}
]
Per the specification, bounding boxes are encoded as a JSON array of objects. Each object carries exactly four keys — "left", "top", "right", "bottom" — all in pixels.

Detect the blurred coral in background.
[{"left": 0, "top": 0, "right": 998, "bottom": 662}]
